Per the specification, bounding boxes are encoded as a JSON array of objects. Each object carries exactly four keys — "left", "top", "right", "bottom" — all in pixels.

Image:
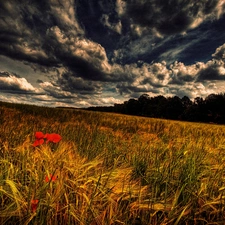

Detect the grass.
[{"left": 0, "top": 101, "right": 225, "bottom": 224}]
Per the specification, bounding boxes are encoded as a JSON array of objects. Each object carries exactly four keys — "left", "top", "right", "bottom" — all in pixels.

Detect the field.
[{"left": 0, "top": 102, "right": 225, "bottom": 225}]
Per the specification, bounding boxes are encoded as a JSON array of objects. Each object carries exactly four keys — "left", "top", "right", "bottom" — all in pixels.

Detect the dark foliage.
[{"left": 86, "top": 93, "right": 225, "bottom": 124}]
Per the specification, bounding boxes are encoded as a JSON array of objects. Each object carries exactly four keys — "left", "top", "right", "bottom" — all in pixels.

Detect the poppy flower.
[
  {"left": 31, "top": 199, "right": 39, "bottom": 212},
  {"left": 45, "top": 133, "right": 62, "bottom": 143},
  {"left": 35, "top": 132, "right": 45, "bottom": 139},
  {"left": 45, "top": 174, "right": 57, "bottom": 182},
  {"left": 32, "top": 138, "right": 44, "bottom": 147},
  {"left": 33, "top": 131, "right": 45, "bottom": 147},
  {"left": 33, "top": 132, "right": 62, "bottom": 147}
]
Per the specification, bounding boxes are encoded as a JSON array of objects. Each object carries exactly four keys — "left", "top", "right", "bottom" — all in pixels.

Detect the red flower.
[
  {"left": 33, "top": 138, "right": 44, "bottom": 147},
  {"left": 35, "top": 132, "right": 45, "bottom": 139},
  {"left": 33, "top": 131, "right": 45, "bottom": 147},
  {"left": 31, "top": 199, "right": 39, "bottom": 212},
  {"left": 45, "top": 133, "right": 62, "bottom": 143},
  {"left": 33, "top": 132, "right": 62, "bottom": 147},
  {"left": 45, "top": 174, "right": 57, "bottom": 182}
]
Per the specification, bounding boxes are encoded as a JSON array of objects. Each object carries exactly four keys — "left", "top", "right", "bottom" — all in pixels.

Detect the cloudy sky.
[{"left": 1, "top": 0, "right": 225, "bottom": 108}]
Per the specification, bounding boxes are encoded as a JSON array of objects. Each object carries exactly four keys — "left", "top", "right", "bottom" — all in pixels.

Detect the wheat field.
[{"left": 0, "top": 102, "right": 225, "bottom": 224}]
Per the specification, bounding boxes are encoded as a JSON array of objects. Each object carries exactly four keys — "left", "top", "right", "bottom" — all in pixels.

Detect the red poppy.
[
  {"left": 33, "top": 131, "right": 45, "bottom": 147},
  {"left": 33, "top": 132, "right": 62, "bottom": 147},
  {"left": 31, "top": 199, "right": 39, "bottom": 212},
  {"left": 45, "top": 133, "right": 62, "bottom": 143},
  {"left": 35, "top": 131, "right": 45, "bottom": 139},
  {"left": 45, "top": 174, "right": 57, "bottom": 182},
  {"left": 32, "top": 138, "right": 44, "bottom": 147}
]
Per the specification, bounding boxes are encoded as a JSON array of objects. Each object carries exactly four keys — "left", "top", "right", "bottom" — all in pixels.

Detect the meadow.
[{"left": 0, "top": 101, "right": 225, "bottom": 224}]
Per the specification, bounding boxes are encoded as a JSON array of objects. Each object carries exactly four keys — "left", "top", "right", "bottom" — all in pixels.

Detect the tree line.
[{"left": 86, "top": 93, "right": 225, "bottom": 124}]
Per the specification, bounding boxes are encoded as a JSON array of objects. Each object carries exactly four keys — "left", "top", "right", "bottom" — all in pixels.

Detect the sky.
[{"left": 0, "top": 0, "right": 225, "bottom": 108}]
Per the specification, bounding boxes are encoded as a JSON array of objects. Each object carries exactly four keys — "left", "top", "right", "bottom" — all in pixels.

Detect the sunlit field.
[{"left": 1, "top": 102, "right": 225, "bottom": 225}]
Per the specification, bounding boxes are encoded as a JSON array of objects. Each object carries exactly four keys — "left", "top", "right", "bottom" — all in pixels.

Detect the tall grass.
[{"left": 1, "top": 102, "right": 225, "bottom": 224}]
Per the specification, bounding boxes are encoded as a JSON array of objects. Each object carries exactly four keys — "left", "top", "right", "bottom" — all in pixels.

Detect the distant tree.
[
  {"left": 138, "top": 94, "right": 150, "bottom": 103},
  {"left": 86, "top": 92, "right": 225, "bottom": 124},
  {"left": 180, "top": 96, "right": 193, "bottom": 120},
  {"left": 181, "top": 96, "right": 192, "bottom": 108},
  {"left": 205, "top": 93, "right": 225, "bottom": 123},
  {"left": 125, "top": 98, "right": 140, "bottom": 115},
  {"left": 138, "top": 94, "right": 150, "bottom": 116},
  {"left": 141, "top": 95, "right": 166, "bottom": 118},
  {"left": 194, "top": 97, "right": 204, "bottom": 106},
  {"left": 164, "top": 96, "right": 183, "bottom": 120},
  {"left": 153, "top": 95, "right": 168, "bottom": 118},
  {"left": 114, "top": 103, "right": 125, "bottom": 114},
  {"left": 185, "top": 97, "right": 207, "bottom": 122}
]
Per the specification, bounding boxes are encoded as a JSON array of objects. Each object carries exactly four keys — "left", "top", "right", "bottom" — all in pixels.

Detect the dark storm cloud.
[
  {"left": 0, "top": 0, "right": 124, "bottom": 83},
  {"left": 0, "top": 1, "right": 58, "bottom": 67},
  {"left": 116, "top": 82, "right": 160, "bottom": 95},
  {"left": 57, "top": 72, "right": 102, "bottom": 95},
  {"left": 44, "top": 25, "right": 132, "bottom": 82},
  {"left": 1, "top": 0, "right": 224, "bottom": 84},
  {"left": 0, "top": 0, "right": 83, "bottom": 68},
  {"left": 197, "top": 44, "right": 225, "bottom": 81},
  {"left": 197, "top": 67, "right": 222, "bottom": 81},
  {"left": 1, "top": 0, "right": 225, "bottom": 107},
  {"left": 0, "top": 0, "right": 125, "bottom": 90},
  {"left": 39, "top": 81, "right": 75, "bottom": 99},
  {"left": 197, "top": 63, "right": 225, "bottom": 81},
  {"left": 212, "top": 43, "right": 225, "bottom": 61},
  {"left": 122, "top": 0, "right": 225, "bottom": 35},
  {"left": 170, "top": 74, "right": 194, "bottom": 85}
]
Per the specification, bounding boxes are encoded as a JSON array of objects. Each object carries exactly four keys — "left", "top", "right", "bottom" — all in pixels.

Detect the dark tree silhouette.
[{"left": 86, "top": 93, "right": 225, "bottom": 124}]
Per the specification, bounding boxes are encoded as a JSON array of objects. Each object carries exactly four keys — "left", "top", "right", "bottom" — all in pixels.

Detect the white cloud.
[
  {"left": 0, "top": 74, "right": 36, "bottom": 92},
  {"left": 89, "top": 96, "right": 122, "bottom": 106}
]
